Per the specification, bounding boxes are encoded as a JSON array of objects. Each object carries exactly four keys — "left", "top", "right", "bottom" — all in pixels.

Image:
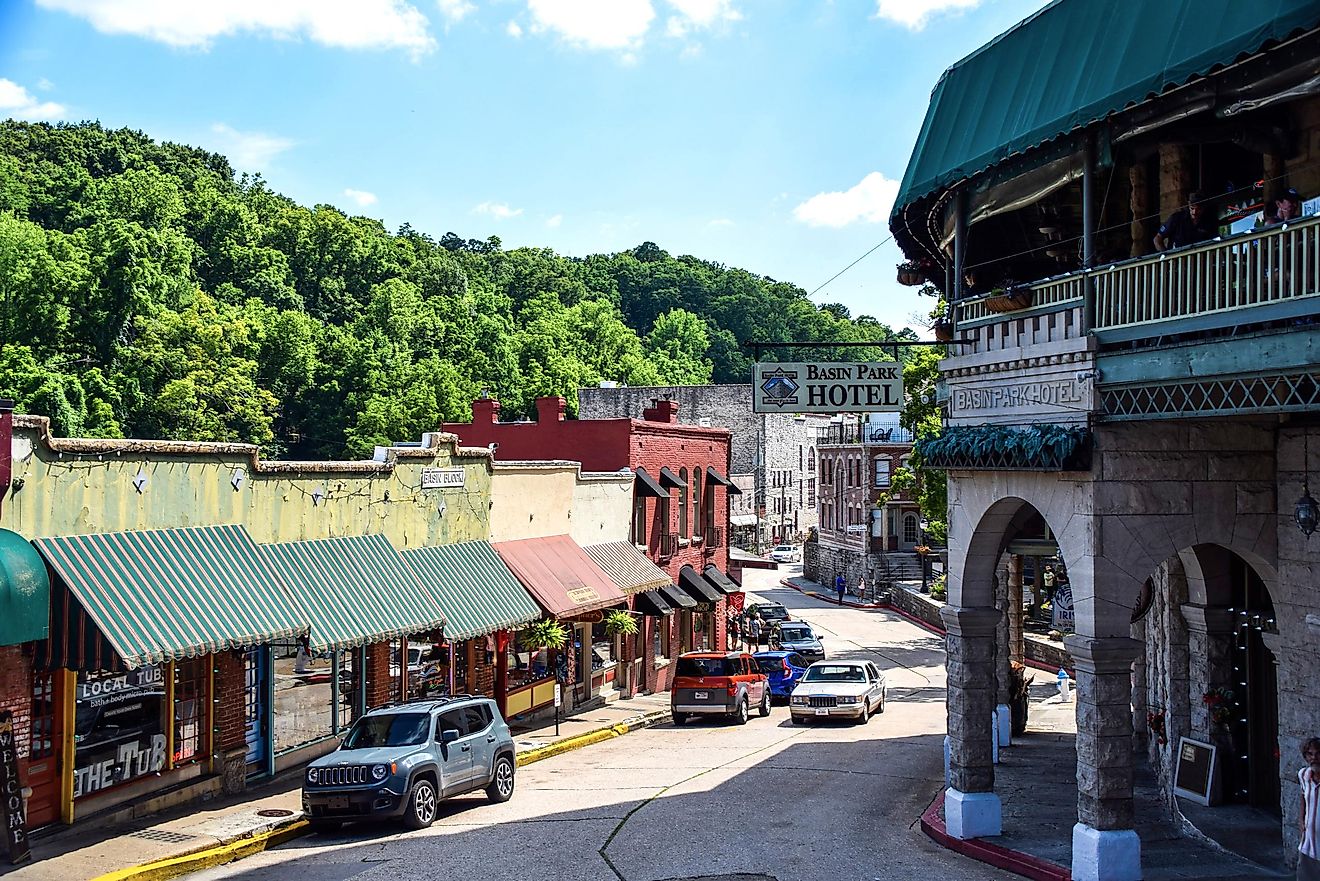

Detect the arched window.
[
  {"left": 678, "top": 467, "right": 688, "bottom": 537},
  {"left": 809, "top": 446, "right": 816, "bottom": 473},
  {"left": 904, "top": 513, "right": 919, "bottom": 544},
  {"left": 692, "top": 467, "right": 703, "bottom": 537}
]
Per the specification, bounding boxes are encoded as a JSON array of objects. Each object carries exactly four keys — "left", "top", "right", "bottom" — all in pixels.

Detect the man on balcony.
[{"left": 1154, "top": 191, "right": 1217, "bottom": 252}]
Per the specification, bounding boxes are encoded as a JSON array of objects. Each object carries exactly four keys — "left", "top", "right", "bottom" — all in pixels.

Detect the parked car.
[
  {"left": 302, "top": 696, "right": 516, "bottom": 832},
  {"left": 752, "top": 603, "right": 792, "bottom": 644},
  {"left": 769, "top": 544, "right": 802, "bottom": 563},
  {"left": 671, "top": 651, "right": 770, "bottom": 725},
  {"left": 789, "top": 660, "right": 886, "bottom": 724},
  {"left": 754, "top": 651, "right": 811, "bottom": 702},
  {"left": 772, "top": 622, "right": 825, "bottom": 662}
]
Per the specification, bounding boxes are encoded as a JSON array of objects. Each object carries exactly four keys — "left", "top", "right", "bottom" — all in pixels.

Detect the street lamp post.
[{"left": 919, "top": 518, "right": 930, "bottom": 593}]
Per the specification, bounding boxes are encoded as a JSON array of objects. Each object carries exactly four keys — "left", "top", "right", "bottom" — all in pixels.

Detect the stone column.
[
  {"left": 1128, "top": 162, "right": 1148, "bottom": 258},
  {"left": 1182, "top": 602, "right": 1235, "bottom": 799},
  {"left": 941, "top": 605, "right": 1002, "bottom": 839},
  {"left": 1008, "top": 556, "right": 1025, "bottom": 665},
  {"left": 994, "top": 559, "right": 1013, "bottom": 748},
  {"left": 1066, "top": 635, "right": 1142, "bottom": 881}
]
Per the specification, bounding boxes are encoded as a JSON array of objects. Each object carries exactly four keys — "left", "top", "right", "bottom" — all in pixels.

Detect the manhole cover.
[
  {"left": 257, "top": 808, "right": 295, "bottom": 818},
  {"left": 131, "top": 830, "right": 198, "bottom": 843}
]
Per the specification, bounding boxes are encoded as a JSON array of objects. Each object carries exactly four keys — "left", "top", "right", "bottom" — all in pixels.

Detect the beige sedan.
[{"left": 789, "top": 660, "right": 886, "bottom": 724}]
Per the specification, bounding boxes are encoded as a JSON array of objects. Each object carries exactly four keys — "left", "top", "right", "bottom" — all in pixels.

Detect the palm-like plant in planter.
[
  {"left": 602, "top": 609, "right": 639, "bottom": 638},
  {"left": 519, "top": 618, "right": 569, "bottom": 651}
]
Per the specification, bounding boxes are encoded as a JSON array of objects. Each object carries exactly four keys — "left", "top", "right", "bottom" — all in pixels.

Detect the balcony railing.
[
  {"left": 816, "top": 424, "right": 914, "bottom": 446},
  {"left": 953, "top": 214, "right": 1320, "bottom": 347}
]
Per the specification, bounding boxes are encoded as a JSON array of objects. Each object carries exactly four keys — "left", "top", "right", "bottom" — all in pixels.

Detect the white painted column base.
[
  {"left": 945, "top": 788, "right": 1002, "bottom": 840},
  {"left": 1071, "top": 823, "right": 1142, "bottom": 881},
  {"left": 995, "top": 703, "right": 1012, "bottom": 747},
  {"left": 991, "top": 712, "right": 1000, "bottom": 764}
]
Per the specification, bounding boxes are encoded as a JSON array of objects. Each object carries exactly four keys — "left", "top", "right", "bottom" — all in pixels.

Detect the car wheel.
[
  {"left": 733, "top": 697, "right": 749, "bottom": 725},
  {"left": 878, "top": 690, "right": 886, "bottom": 714},
  {"left": 485, "top": 754, "right": 515, "bottom": 803},
  {"left": 758, "top": 690, "right": 771, "bottom": 717},
  {"left": 672, "top": 712, "right": 687, "bottom": 726},
  {"left": 858, "top": 699, "right": 872, "bottom": 724},
  {"left": 403, "top": 777, "right": 439, "bottom": 830},
  {"left": 308, "top": 819, "right": 341, "bottom": 834}
]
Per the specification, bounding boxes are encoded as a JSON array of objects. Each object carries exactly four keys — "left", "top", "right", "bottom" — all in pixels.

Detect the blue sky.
[{"left": 0, "top": 0, "right": 1047, "bottom": 332}]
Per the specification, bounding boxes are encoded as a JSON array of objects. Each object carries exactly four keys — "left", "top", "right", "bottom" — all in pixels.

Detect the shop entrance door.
[
  {"left": 25, "top": 670, "right": 63, "bottom": 828},
  {"left": 1225, "top": 557, "right": 1280, "bottom": 813},
  {"left": 243, "top": 649, "right": 268, "bottom": 771}
]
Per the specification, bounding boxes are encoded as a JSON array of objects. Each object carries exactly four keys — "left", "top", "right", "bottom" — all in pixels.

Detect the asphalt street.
[{"left": 186, "top": 566, "right": 999, "bottom": 881}]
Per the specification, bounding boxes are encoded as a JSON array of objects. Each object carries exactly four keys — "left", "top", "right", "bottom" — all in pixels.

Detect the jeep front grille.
[{"left": 317, "top": 765, "right": 368, "bottom": 786}]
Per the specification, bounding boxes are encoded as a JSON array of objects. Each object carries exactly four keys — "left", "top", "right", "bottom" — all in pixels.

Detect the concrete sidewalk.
[{"left": 3, "top": 693, "right": 671, "bottom": 881}]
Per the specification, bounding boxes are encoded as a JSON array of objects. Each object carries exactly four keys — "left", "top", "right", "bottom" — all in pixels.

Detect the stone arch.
[{"left": 953, "top": 493, "right": 1077, "bottom": 611}]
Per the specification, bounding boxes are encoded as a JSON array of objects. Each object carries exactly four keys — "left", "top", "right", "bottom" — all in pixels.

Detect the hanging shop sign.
[
  {"left": 753, "top": 362, "right": 903, "bottom": 414},
  {"left": 73, "top": 667, "right": 167, "bottom": 799},
  {"left": 0, "top": 712, "right": 30, "bottom": 865},
  {"left": 1051, "top": 583, "right": 1075, "bottom": 631},
  {"left": 421, "top": 468, "right": 466, "bottom": 489}
]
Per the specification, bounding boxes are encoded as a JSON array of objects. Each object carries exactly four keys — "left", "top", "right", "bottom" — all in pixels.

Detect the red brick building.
[{"left": 444, "top": 396, "right": 738, "bottom": 696}]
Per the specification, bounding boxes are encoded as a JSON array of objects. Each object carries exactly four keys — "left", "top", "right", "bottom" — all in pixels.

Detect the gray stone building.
[{"left": 577, "top": 385, "right": 829, "bottom": 550}]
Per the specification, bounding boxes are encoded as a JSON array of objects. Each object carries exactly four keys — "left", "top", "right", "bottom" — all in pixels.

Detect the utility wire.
[{"left": 808, "top": 234, "right": 895, "bottom": 297}]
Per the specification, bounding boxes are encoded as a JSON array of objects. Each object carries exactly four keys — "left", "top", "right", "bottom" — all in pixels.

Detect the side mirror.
[{"left": 442, "top": 729, "right": 460, "bottom": 744}]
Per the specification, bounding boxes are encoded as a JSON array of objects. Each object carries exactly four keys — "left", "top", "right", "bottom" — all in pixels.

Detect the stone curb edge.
[
  {"left": 919, "top": 790, "right": 1072, "bottom": 881},
  {"left": 91, "top": 708, "right": 672, "bottom": 881}
]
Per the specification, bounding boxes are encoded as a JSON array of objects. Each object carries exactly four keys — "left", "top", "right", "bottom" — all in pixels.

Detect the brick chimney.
[
  {"left": 643, "top": 398, "right": 679, "bottom": 423},
  {"left": 471, "top": 397, "right": 501, "bottom": 424},
  {"left": 535, "top": 396, "right": 566, "bottom": 423}
]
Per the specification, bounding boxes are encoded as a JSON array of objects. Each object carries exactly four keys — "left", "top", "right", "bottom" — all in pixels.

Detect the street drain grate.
[
  {"left": 257, "top": 808, "right": 295, "bottom": 818},
  {"left": 131, "top": 830, "right": 198, "bottom": 843}
]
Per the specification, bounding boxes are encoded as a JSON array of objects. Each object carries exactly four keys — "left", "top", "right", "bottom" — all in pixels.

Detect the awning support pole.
[
  {"left": 1082, "top": 131, "right": 1097, "bottom": 333},
  {"left": 952, "top": 187, "right": 968, "bottom": 340}
]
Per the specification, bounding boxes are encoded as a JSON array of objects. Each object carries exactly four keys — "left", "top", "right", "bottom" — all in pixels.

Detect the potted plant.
[
  {"left": 519, "top": 618, "right": 568, "bottom": 651},
  {"left": 602, "top": 609, "right": 639, "bottom": 638},
  {"left": 1202, "top": 687, "right": 1235, "bottom": 727},
  {"left": 897, "top": 260, "right": 924, "bottom": 286},
  {"left": 981, "top": 285, "right": 1033, "bottom": 313}
]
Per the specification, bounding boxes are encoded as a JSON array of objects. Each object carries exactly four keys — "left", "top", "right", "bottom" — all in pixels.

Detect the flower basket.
[
  {"left": 897, "top": 262, "right": 924, "bottom": 286},
  {"left": 933, "top": 320, "right": 954, "bottom": 342},
  {"left": 980, "top": 287, "right": 1033, "bottom": 313}
]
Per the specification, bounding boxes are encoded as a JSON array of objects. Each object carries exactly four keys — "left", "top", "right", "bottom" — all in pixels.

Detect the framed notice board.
[{"left": 1173, "top": 737, "right": 1218, "bottom": 806}]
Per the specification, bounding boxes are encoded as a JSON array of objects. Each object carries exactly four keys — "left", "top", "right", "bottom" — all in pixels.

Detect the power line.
[{"left": 809, "top": 235, "right": 894, "bottom": 297}]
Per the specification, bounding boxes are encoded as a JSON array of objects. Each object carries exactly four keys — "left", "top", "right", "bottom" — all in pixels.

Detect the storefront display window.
[
  {"left": 335, "top": 650, "right": 357, "bottom": 732},
  {"left": 652, "top": 619, "right": 666, "bottom": 659},
  {"left": 73, "top": 666, "right": 166, "bottom": 799},
  {"left": 272, "top": 636, "right": 335, "bottom": 753},
  {"left": 590, "top": 621, "right": 617, "bottom": 671},
  {"left": 172, "top": 658, "right": 208, "bottom": 766},
  {"left": 506, "top": 631, "right": 551, "bottom": 690},
  {"left": 400, "top": 635, "right": 448, "bottom": 699}
]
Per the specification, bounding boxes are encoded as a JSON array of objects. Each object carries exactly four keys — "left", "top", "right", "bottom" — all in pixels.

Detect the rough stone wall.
[
  {"left": 803, "top": 539, "right": 871, "bottom": 592},
  {"left": 1140, "top": 558, "right": 1191, "bottom": 813},
  {"left": 762, "top": 413, "right": 831, "bottom": 540}
]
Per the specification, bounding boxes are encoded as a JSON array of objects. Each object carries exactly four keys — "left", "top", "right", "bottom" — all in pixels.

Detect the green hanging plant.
[
  {"left": 519, "top": 619, "right": 568, "bottom": 651},
  {"left": 603, "top": 609, "right": 639, "bottom": 637}
]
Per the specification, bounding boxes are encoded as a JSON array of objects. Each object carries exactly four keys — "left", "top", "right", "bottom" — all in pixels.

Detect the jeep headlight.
[
  {"left": 306, "top": 767, "right": 320, "bottom": 784},
  {"left": 371, "top": 763, "right": 389, "bottom": 781},
  {"left": 790, "top": 695, "right": 808, "bottom": 705},
  {"left": 837, "top": 695, "right": 859, "bottom": 705}
]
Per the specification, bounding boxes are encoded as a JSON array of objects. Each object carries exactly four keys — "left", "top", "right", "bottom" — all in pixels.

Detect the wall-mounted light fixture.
[{"left": 1296, "top": 428, "right": 1317, "bottom": 539}]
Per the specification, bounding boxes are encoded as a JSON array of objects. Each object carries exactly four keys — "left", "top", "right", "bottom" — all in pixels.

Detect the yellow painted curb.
[
  {"left": 514, "top": 711, "right": 668, "bottom": 768},
  {"left": 89, "top": 819, "right": 310, "bottom": 881}
]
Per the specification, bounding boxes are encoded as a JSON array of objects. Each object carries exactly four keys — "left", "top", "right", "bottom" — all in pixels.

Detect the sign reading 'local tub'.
[{"left": 753, "top": 362, "right": 904, "bottom": 414}]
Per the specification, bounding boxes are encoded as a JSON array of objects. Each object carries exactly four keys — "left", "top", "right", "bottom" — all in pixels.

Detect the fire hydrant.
[{"left": 1056, "top": 668, "right": 1071, "bottom": 701}]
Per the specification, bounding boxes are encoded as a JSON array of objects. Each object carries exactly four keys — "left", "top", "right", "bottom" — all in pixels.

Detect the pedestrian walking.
[
  {"left": 1298, "top": 736, "right": 1320, "bottom": 881},
  {"left": 835, "top": 574, "right": 846, "bottom": 605},
  {"left": 747, "top": 614, "right": 763, "bottom": 649}
]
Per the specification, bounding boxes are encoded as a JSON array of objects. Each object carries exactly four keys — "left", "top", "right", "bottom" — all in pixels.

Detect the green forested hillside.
[{"left": 0, "top": 121, "right": 908, "bottom": 458}]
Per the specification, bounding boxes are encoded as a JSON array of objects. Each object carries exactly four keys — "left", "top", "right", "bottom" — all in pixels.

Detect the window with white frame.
[{"left": 874, "top": 456, "right": 891, "bottom": 488}]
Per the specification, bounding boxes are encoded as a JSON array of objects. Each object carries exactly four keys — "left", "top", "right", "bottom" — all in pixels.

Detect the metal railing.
[
  {"left": 953, "top": 214, "right": 1320, "bottom": 339},
  {"left": 816, "top": 424, "right": 914, "bottom": 446}
]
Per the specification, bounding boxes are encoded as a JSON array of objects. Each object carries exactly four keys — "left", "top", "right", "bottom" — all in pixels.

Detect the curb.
[
  {"left": 94, "top": 709, "right": 671, "bottom": 881},
  {"left": 919, "top": 790, "right": 1071, "bottom": 881}
]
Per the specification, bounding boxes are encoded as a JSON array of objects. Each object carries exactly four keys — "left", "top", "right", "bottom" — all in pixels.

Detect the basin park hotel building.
[
  {"left": 0, "top": 393, "right": 740, "bottom": 833},
  {"left": 891, "top": 1, "right": 1320, "bottom": 878}
]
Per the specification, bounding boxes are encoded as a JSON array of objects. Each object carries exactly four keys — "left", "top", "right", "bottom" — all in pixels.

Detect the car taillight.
[
  {"left": 726, "top": 684, "right": 738, "bottom": 696},
  {"left": 782, "top": 660, "right": 791, "bottom": 673}
]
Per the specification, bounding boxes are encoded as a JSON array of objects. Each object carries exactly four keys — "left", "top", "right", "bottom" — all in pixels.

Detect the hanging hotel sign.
[
  {"left": 420, "top": 468, "right": 465, "bottom": 489},
  {"left": 753, "top": 362, "right": 903, "bottom": 414}
]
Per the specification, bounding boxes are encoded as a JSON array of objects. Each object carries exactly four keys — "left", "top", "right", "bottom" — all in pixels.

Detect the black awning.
[
  {"left": 633, "top": 590, "right": 674, "bottom": 617},
  {"left": 660, "top": 583, "right": 698, "bottom": 610},
  {"left": 634, "top": 467, "right": 668, "bottom": 498},
  {"left": 702, "top": 564, "right": 739, "bottom": 595},
  {"left": 658, "top": 466, "right": 685, "bottom": 489},
  {"left": 705, "top": 466, "right": 740, "bottom": 493},
  {"left": 678, "top": 565, "right": 721, "bottom": 604}
]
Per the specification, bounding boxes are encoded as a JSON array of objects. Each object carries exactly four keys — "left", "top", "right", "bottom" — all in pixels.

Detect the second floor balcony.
[{"left": 816, "top": 423, "right": 915, "bottom": 447}]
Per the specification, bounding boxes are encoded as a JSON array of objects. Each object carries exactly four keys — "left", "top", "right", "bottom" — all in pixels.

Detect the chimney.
[
  {"left": 535, "top": 396, "right": 566, "bottom": 423},
  {"left": 0, "top": 399, "right": 13, "bottom": 517},
  {"left": 643, "top": 398, "right": 679, "bottom": 424},
  {"left": 472, "top": 397, "right": 501, "bottom": 424}
]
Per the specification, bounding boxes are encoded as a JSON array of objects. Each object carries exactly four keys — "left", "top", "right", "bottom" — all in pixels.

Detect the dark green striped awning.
[
  {"left": 33, "top": 525, "right": 306, "bottom": 670},
  {"left": 401, "top": 542, "right": 541, "bottom": 641},
  {"left": 260, "top": 534, "right": 445, "bottom": 651}
]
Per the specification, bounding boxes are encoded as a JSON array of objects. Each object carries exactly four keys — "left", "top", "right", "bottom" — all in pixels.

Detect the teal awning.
[
  {"left": 401, "top": 542, "right": 541, "bottom": 641},
  {"left": 0, "top": 529, "right": 49, "bottom": 646},
  {"left": 891, "top": 0, "right": 1320, "bottom": 219}
]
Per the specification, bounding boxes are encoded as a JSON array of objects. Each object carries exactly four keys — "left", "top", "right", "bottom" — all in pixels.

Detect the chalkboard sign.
[
  {"left": 1173, "top": 736, "right": 1218, "bottom": 806},
  {"left": 0, "top": 711, "right": 31, "bottom": 864}
]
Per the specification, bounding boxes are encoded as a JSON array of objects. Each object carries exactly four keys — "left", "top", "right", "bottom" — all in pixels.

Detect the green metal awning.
[
  {"left": 0, "top": 529, "right": 48, "bottom": 646},
  {"left": 33, "top": 525, "right": 306, "bottom": 669},
  {"left": 260, "top": 534, "right": 445, "bottom": 651},
  {"left": 891, "top": 0, "right": 1320, "bottom": 219},
  {"left": 401, "top": 541, "right": 541, "bottom": 641}
]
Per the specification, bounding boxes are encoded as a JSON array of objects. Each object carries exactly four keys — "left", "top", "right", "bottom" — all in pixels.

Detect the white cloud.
[
  {"left": 36, "top": 77, "right": 55, "bottom": 91},
  {"left": 343, "top": 188, "right": 378, "bottom": 207},
  {"left": 506, "top": 19, "right": 523, "bottom": 37},
  {"left": 36, "top": 0, "right": 437, "bottom": 55},
  {"left": 209, "top": 123, "right": 295, "bottom": 171},
  {"left": 873, "top": 0, "right": 981, "bottom": 30},
  {"left": 526, "top": 0, "right": 654, "bottom": 50},
  {"left": 793, "top": 171, "right": 899, "bottom": 228},
  {"left": 665, "top": 0, "right": 739, "bottom": 37},
  {"left": 707, "top": 217, "right": 733, "bottom": 228},
  {"left": 474, "top": 201, "right": 523, "bottom": 220},
  {"left": 545, "top": 213, "right": 563, "bottom": 228},
  {"left": 0, "top": 78, "right": 66, "bottom": 120},
  {"left": 437, "top": 0, "right": 474, "bottom": 23}
]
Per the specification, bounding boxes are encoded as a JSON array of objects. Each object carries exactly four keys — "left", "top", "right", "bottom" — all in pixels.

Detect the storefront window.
[
  {"left": 652, "top": 618, "right": 667, "bottom": 659},
  {"left": 73, "top": 667, "right": 166, "bottom": 799},
  {"left": 172, "top": 658, "right": 209, "bottom": 766},
  {"left": 405, "top": 635, "right": 449, "bottom": 699},
  {"left": 272, "top": 636, "right": 335, "bottom": 753},
  {"left": 506, "top": 632, "right": 551, "bottom": 689},
  {"left": 590, "top": 621, "right": 617, "bottom": 670},
  {"left": 335, "top": 650, "right": 358, "bottom": 732}
]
